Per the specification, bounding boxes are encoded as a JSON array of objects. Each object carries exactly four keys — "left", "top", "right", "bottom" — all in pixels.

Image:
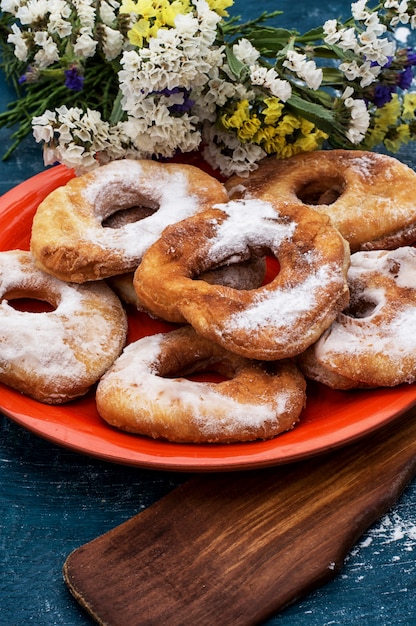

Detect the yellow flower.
[
  {"left": 237, "top": 116, "right": 262, "bottom": 141},
  {"left": 121, "top": 0, "right": 157, "bottom": 18},
  {"left": 206, "top": 0, "right": 234, "bottom": 16},
  {"left": 262, "top": 97, "right": 284, "bottom": 125},
  {"left": 363, "top": 124, "right": 387, "bottom": 150},
  {"left": 294, "top": 129, "right": 327, "bottom": 153},
  {"left": 257, "top": 129, "right": 285, "bottom": 155},
  {"left": 403, "top": 93, "right": 416, "bottom": 120},
  {"left": 384, "top": 124, "right": 411, "bottom": 152},
  {"left": 128, "top": 18, "right": 154, "bottom": 46},
  {"left": 276, "top": 114, "right": 301, "bottom": 136},
  {"left": 221, "top": 100, "right": 250, "bottom": 130},
  {"left": 159, "top": 0, "right": 191, "bottom": 27},
  {"left": 375, "top": 94, "right": 401, "bottom": 127},
  {"left": 299, "top": 117, "right": 315, "bottom": 136}
]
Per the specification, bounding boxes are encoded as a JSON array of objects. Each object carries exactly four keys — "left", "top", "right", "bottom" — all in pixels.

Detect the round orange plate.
[{"left": 1, "top": 164, "right": 416, "bottom": 471}]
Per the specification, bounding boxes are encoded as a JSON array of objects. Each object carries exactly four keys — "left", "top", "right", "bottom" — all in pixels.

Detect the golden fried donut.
[
  {"left": 225, "top": 150, "right": 416, "bottom": 252},
  {"left": 0, "top": 249, "right": 127, "bottom": 403},
  {"left": 133, "top": 198, "right": 350, "bottom": 360},
  {"left": 108, "top": 257, "right": 266, "bottom": 311},
  {"left": 96, "top": 326, "right": 307, "bottom": 443},
  {"left": 30, "top": 159, "right": 228, "bottom": 283},
  {"left": 298, "top": 247, "right": 416, "bottom": 389}
]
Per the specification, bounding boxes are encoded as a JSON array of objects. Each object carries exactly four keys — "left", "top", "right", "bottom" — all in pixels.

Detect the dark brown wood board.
[{"left": 63, "top": 405, "right": 416, "bottom": 626}]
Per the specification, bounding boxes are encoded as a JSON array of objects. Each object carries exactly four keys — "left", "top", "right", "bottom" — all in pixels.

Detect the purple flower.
[
  {"left": 373, "top": 84, "right": 395, "bottom": 107},
  {"left": 158, "top": 87, "right": 195, "bottom": 114},
  {"left": 18, "top": 66, "right": 39, "bottom": 84},
  {"left": 371, "top": 56, "right": 393, "bottom": 69},
  {"left": 398, "top": 66, "right": 413, "bottom": 90},
  {"left": 405, "top": 48, "right": 416, "bottom": 66},
  {"left": 64, "top": 67, "right": 84, "bottom": 91}
]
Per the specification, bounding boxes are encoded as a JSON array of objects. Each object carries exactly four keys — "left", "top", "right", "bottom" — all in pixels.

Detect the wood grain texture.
[{"left": 63, "top": 406, "right": 416, "bottom": 626}]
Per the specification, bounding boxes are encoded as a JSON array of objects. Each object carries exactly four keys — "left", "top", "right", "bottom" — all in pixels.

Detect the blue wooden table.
[{"left": 1, "top": 1, "right": 416, "bottom": 624}]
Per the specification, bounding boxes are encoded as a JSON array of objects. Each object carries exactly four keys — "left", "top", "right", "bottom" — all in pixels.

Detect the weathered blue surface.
[{"left": 1, "top": 1, "right": 416, "bottom": 624}]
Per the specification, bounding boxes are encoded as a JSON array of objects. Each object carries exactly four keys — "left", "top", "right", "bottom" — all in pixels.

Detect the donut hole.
[
  {"left": 192, "top": 254, "right": 280, "bottom": 289},
  {"left": 263, "top": 256, "right": 280, "bottom": 285},
  {"left": 103, "top": 204, "right": 157, "bottom": 228},
  {"left": 185, "top": 370, "right": 228, "bottom": 384},
  {"left": 4, "top": 293, "right": 57, "bottom": 313},
  {"left": 296, "top": 175, "right": 346, "bottom": 205},
  {"left": 2, "top": 289, "right": 58, "bottom": 313},
  {"left": 345, "top": 297, "right": 377, "bottom": 318},
  {"left": 162, "top": 356, "right": 232, "bottom": 384}
]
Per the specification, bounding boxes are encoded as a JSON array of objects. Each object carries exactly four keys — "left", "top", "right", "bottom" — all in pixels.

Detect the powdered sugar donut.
[
  {"left": 0, "top": 250, "right": 127, "bottom": 403},
  {"left": 134, "top": 198, "right": 350, "bottom": 360},
  {"left": 298, "top": 247, "right": 416, "bottom": 389},
  {"left": 225, "top": 150, "right": 416, "bottom": 252},
  {"left": 96, "top": 326, "right": 307, "bottom": 443},
  {"left": 108, "top": 257, "right": 266, "bottom": 311},
  {"left": 30, "top": 159, "right": 228, "bottom": 283}
]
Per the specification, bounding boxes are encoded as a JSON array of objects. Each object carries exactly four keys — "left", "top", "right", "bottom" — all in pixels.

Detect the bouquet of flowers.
[{"left": 0, "top": 0, "right": 416, "bottom": 177}]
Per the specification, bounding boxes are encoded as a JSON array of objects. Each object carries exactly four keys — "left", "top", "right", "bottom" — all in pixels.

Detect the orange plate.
[{"left": 1, "top": 164, "right": 416, "bottom": 472}]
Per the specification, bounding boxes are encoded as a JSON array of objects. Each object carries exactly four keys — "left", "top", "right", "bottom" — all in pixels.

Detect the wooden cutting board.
[{"left": 63, "top": 405, "right": 416, "bottom": 626}]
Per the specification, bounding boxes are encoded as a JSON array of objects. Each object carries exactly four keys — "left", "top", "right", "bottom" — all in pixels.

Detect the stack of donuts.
[{"left": 2, "top": 150, "right": 416, "bottom": 443}]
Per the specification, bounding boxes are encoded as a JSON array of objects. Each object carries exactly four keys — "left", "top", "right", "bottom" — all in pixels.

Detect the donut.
[
  {"left": 108, "top": 257, "right": 266, "bottom": 311},
  {"left": 96, "top": 326, "right": 307, "bottom": 443},
  {"left": 133, "top": 198, "right": 350, "bottom": 360},
  {"left": 30, "top": 159, "right": 228, "bottom": 283},
  {"left": 0, "top": 249, "right": 128, "bottom": 403},
  {"left": 225, "top": 150, "right": 416, "bottom": 252},
  {"left": 297, "top": 247, "right": 416, "bottom": 389}
]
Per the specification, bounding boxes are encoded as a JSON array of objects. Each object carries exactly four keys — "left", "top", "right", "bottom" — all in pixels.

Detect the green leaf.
[
  {"left": 244, "top": 28, "right": 298, "bottom": 56},
  {"left": 321, "top": 66, "right": 346, "bottom": 85},
  {"left": 224, "top": 46, "right": 247, "bottom": 79},
  {"left": 295, "top": 26, "right": 326, "bottom": 42},
  {"left": 287, "top": 93, "right": 343, "bottom": 138}
]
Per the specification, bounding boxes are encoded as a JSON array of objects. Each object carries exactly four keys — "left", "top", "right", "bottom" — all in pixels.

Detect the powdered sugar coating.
[
  {"left": 96, "top": 327, "right": 306, "bottom": 443},
  {"left": 82, "top": 160, "right": 212, "bottom": 259},
  {"left": 143, "top": 197, "right": 350, "bottom": 360},
  {"left": 207, "top": 199, "right": 296, "bottom": 265},
  {"left": 225, "top": 150, "right": 416, "bottom": 252},
  {"left": 30, "top": 159, "right": 228, "bottom": 282},
  {"left": 101, "top": 335, "right": 277, "bottom": 432},
  {"left": 299, "top": 247, "right": 416, "bottom": 388},
  {"left": 227, "top": 262, "right": 338, "bottom": 335},
  {"left": 0, "top": 250, "right": 127, "bottom": 403}
]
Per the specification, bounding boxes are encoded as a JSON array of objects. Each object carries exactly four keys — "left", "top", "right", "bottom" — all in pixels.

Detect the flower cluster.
[{"left": 1, "top": 0, "right": 416, "bottom": 176}]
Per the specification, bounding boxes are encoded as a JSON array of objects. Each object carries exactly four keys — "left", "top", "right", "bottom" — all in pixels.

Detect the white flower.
[
  {"left": 343, "top": 95, "right": 370, "bottom": 143},
  {"left": 323, "top": 19, "right": 340, "bottom": 44},
  {"left": 232, "top": 39, "right": 260, "bottom": 65},
  {"left": 7, "top": 23, "right": 29, "bottom": 61},
  {"left": 339, "top": 27, "right": 359, "bottom": 51},
  {"left": 101, "top": 25, "right": 124, "bottom": 60},
  {"left": 283, "top": 50, "right": 323, "bottom": 90},
  {"left": 16, "top": 0, "right": 50, "bottom": 25},
  {"left": 0, "top": 0, "right": 21, "bottom": 15},
  {"left": 351, "top": 0, "right": 370, "bottom": 21},
  {"left": 48, "top": 17, "right": 73, "bottom": 39},
  {"left": 74, "top": 28, "right": 97, "bottom": 58},
  {"left": 201, "top": 124, "right": 266, "bottom": 177},
  {"left": 32, "top": 110, "right": 57, "bottom": 142},
  {"left": 250, "top": 65, "right": 292, "bottom": 101},
  {"left": 339, "top": 58, "right": 380, "bottom": 86},
  {"left": 33, "top": 31, "right": 60, "bottom": 67},
  {"left": 122, "top": 103, "right": 200, "bottom": 158},
  {"left": 48, "top": 0, "right": 73, "bottom": 37},
  {"left": 73, "top": 0, "right": 96, "bottom": 29},
  {"left": 99, "top": 0, "right": 118, "bottom": 25}
]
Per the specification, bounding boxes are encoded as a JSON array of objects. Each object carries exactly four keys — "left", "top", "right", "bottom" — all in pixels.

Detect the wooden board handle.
[{"left": 64, "top": 406, "right": 416, "bottom": 626}]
